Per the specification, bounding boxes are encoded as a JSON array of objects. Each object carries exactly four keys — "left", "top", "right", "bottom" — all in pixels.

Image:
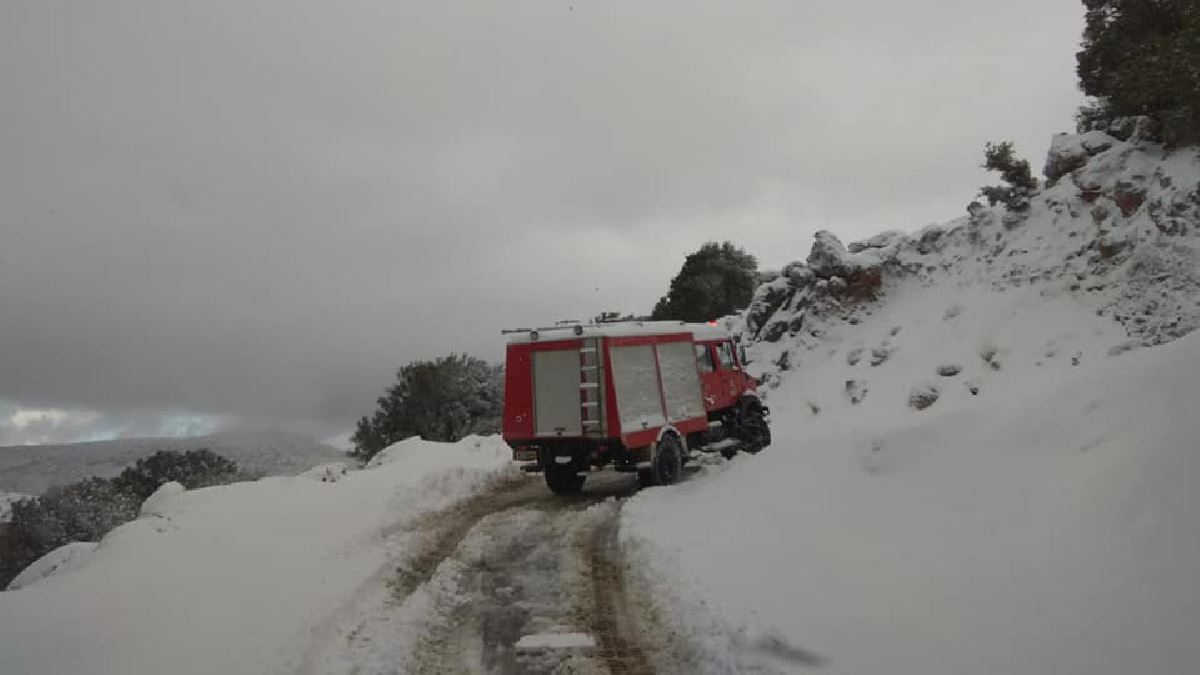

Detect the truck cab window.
[
  {"left": 695, "top": 344, "right": 715, "bottom": 373},
  {"left": 717, "top": 342, "right": 736, "bottom": 370}
]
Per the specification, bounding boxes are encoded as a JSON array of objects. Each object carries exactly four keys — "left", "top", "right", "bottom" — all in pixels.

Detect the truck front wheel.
[
  {"left": 545, "top": 465, "right": 586, "bottom": 495},
  {"left": 736, "top": 399, "right": 771, "bottom": 454},
  {"left": 641, "top": 434, "right": 683, "bottom": 487}
]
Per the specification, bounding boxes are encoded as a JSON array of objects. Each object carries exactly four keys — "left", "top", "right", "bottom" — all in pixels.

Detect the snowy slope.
[
  {"left": 622, "top": 132, "right": 1200, "bottom": 674},
  {"left": 0, "top": 436, "right": 517, "bottom": 675},
  {"left": 0, "top": 430, "right": 347, "bottom": 494}
]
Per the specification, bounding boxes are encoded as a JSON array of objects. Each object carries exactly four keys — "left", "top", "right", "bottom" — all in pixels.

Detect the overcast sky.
[{"left": 1, "top": 0, "right": 1086, "bottom": 446}]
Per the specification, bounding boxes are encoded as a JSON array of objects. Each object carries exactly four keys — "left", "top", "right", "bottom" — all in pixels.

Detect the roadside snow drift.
[
  {"left": 623, "top": 132, "right": 1200, "bottom": 675},
  {"left": 0, "top": 436, "right": 517, "bottom": 675}
]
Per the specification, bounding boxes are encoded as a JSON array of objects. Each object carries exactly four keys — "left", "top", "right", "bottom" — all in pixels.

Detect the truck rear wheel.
[{"left": 545, "top": 465, "right": 586, "bottom": 494}]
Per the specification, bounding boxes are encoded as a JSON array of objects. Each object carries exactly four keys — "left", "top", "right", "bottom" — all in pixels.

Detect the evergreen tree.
[
  {"left": 651, "top": 242, "right": 758, "bottom": 322},
  {"left": 979, "top": 141, "right": 1039, "bottom": 211},
  {"left": 1077, "top": 0, "right": 1200, "bottom": 146},
  {"left": 350, "top": 354, "right": 503, "bottom": 463}
]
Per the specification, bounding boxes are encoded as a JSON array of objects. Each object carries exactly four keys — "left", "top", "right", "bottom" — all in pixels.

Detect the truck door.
[
  {"left": 715, "top": 340, "right": 740, "bottom": 403},
  {"left": 695, "top": 342, "right": 721, "bottom": 411}
]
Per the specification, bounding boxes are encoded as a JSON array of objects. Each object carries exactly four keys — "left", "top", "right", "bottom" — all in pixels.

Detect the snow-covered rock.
[
  {"left": 6, "top": 542, "right": 97, "bottom": 591},
  {"left": 739, "top": 133, "right": 1200, "bottom": 357},
  {"left": 906, "top": 382, "right": 940, "bottom": 410},
  {"left": 300, "top": 462, "right": 348, "bottom": 483},
  {"left": 139, "top": 481, "right": 185, "bottom": 518},
  {"left": 807, "top": 229, "right": 880, "bottom": 278},
  {"left": 1044, "top": 133, "right": 1092, "bottom": 183}
]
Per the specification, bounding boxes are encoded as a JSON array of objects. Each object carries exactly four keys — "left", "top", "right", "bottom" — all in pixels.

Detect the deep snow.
[
  {"left": 0, "top": 436, "right": 517, "bottom": 675},
  {"left": 625, "top": 309, "right": 1200, "bottom": 674}
]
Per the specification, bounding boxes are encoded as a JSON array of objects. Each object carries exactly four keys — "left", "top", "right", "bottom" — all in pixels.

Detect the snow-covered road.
[{"left": 301, "top": 471, "right": 669, "bottom": 674}]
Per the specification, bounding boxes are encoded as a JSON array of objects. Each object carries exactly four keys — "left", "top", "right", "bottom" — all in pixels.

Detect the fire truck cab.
[{"left": 502, "top": 321, "right": 770, "bottom": 494}]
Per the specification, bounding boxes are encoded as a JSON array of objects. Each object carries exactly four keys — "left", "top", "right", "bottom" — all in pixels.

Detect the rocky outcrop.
[
  {"left": 737, "top": 129, "right": 1200, "bottom": 353},
  {"left": 745, "top": 230, "right": 888, "bottom": 341}
]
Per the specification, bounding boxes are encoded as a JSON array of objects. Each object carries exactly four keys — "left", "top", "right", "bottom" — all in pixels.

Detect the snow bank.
[
  {"left": 0, "top": 436, "right": 517, "bottom": 675},
  {"left": 6, "top": 543, "right": 98, "bottom": 592},
  {"left": 626, "top": 327, "right": 1200, "bottom": 674}
]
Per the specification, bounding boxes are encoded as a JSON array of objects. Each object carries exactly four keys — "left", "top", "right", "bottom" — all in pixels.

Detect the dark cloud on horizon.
[{"left": 1, "top": 1, "right": 1085, "bottom": 443}]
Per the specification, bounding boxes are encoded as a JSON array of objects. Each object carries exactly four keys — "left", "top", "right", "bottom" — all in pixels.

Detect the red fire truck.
[{"left": 502, "top": 321, "right": 770, "bottom": 494}]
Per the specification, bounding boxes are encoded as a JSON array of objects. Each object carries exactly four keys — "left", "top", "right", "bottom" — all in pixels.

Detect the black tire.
[
  {"left": 736, "top": 399, "right": 771, "bottom": 454},
  {"left": 648, "top": 434, "right": 683, "bottom": 486},
  {"left": 545, "top": 465, "right": 586, "bottom": 495}
]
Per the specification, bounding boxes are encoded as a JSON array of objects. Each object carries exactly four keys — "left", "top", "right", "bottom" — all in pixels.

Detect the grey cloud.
[{"left": 1, "top": 1, "right": 1084, "bottom": 440}]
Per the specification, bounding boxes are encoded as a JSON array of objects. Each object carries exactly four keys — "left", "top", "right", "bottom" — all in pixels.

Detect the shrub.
[
  {"left": 0, "top": 479, "right": 139, "bottom": 589},
  {"left": 112, "top": 449, "right": 243, "bottom": 501},
  {"left": 350, "top": 354, "right": 503, "bottom": 463}
]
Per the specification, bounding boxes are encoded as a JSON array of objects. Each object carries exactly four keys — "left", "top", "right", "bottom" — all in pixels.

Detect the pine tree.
[
  {"left": 1077, "top": 0, "right": 1200, "bottom": 146},
  {"left": 651, "top": 242, "right": 758, "bottom": 322},
  {"left": 979, "top": 141, "right": 1039, "bottom": 211}
]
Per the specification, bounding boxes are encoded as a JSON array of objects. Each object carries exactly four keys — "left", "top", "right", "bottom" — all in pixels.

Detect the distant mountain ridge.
[{"left": 0, "top": 431, "right": 347, "bottom": 494}]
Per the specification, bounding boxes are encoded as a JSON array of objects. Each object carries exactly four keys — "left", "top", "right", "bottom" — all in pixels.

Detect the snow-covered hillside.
[
  {"left": 621, "top": 130, "right": 1200, "bottom": 674},
  {"left": 0, "top": 436, "right": 517, "bottom": 674},
  {"left": 0, "top": 431, "right": 346, "bottom": 494}
]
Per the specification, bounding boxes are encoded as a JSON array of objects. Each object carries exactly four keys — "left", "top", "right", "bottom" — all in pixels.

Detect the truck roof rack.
[{"left": 501, "top": 320, "right": 733, "bottom": 341}]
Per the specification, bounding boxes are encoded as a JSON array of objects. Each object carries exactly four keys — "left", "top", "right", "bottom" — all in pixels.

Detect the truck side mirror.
[{"left": 740, "top": 345, "right": 752, "bottom": 365}]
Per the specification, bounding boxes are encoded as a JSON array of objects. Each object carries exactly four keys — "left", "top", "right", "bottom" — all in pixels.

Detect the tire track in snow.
[
  {"left": 300, "top": 472, "right": 665, "bottom": 674},
  {"left": 581, "top": 507, "right": 656, "bottom": 674},
  {"left": 406, "top": 473, "right": 654, "bottom": 673}
]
